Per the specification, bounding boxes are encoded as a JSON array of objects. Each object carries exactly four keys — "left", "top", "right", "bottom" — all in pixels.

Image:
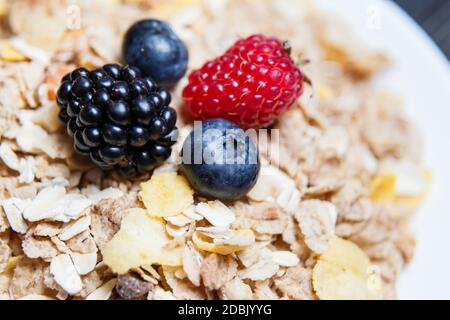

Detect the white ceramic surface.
[{"left": 315, "top": 0, "right": 450, "bottom": 299}]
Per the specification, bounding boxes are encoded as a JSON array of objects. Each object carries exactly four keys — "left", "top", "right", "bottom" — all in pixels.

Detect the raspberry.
[
  {"left": 56, "top": 64, "right": 178, "bottom": 178},
  {"left": 182, "top": 34, "right": 304, "bottom": 129}
]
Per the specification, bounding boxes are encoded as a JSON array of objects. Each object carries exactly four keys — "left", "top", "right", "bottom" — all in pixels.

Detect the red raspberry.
[{"left": 182, "top": 34, "right": 304, "bottom": 129}]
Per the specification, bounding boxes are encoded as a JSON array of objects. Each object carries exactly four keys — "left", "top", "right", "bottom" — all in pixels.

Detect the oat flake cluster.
[{"left": 0, "top": 0, "right": 430, "bottom": 300}]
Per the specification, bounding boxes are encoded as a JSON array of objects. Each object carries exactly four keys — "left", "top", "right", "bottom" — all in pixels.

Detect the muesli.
[{"left": 0, "top": 0, "right": 429, "bottom": 300}]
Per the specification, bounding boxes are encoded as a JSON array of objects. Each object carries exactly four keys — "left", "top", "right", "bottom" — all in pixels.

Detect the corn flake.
[
  {"left": 0, "top": 40, "right": 27, "bottom": 62},
  {"left": 103, "top": 208, "right": 183, "bottom": 274},
  {"left": 312, "top": 237, "right": 382, "bottom": 300},
  {"left": 192, "top": 229, "right": 254, "bottom": 255},
  {"left": 369, "top": 169, "right": 432, "bottom": 217},
  {"left": 140, "top": 172, "right": 194, "bottom": 217},
  {"left": 369, "top": 173, "right": 397, "bottom": 203}
]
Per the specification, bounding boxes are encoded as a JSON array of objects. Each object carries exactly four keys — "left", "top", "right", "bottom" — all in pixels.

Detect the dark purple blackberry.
[{"left": 56, "top": 64, "right": 178, "bottom": 177}]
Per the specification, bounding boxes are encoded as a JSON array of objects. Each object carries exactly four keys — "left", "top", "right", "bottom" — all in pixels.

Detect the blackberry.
[{"left": 56, "top": 64, "right": 178, "bottom": 177}]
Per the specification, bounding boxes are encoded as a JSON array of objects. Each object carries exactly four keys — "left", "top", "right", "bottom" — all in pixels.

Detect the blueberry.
[
  {"left": 103, "top": 123, "right": 127, "bottom": 146},
  {"left": 107, "top": 100, "right": 131, "bottom": 125},
  {"left": 122, "top": 19, "right": 188, "bottom": 88},
  {"left": 180, "top": 119, "right": 260, "bottom": 201}
]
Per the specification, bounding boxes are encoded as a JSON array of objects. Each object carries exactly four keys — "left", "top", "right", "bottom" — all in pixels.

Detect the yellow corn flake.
[
  {"left": 319, "top": 237, "right": 370, "bottom": 275},
  {"left": 313, "top": 260, "right": 372, "bottom": 300},
  {"left": 140, "top": 172, "right": 194, "bottom": 217},
  {"left": 369, "top": 170, "right": 432, "bottom": 216},
  {"left": 312, "top": 237, "right": 382, "bottom": 300},
  {"left": 192, "top": 230, "right": 252, "bottom": 255},
  {"left": 379, "top": 160, "right": 430, "bottom": 196},
  {"left": 0, "top": 40, "right": 28, "bottom": 62},
  {"left": 103, "top": 208, "right": 183, "bottom": 274},
  {"left": 369, "top": 174, "right": 397, "bottom": 203},
  {"left": 392, "top": 170, "right": 432, "bottom": 217}
]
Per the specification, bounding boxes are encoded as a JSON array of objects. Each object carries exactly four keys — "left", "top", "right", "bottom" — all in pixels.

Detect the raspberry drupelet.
[{"left": 182, "top": 34, "right": 304, "bottom": 129}]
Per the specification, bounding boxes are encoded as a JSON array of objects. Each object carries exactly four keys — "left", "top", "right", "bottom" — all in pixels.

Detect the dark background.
[{"left": 393, "top": 0, "right": 450, "bottom": 59}]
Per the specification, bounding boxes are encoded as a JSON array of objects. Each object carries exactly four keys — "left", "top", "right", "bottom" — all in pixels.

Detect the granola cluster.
[{"left": 0, "top": 0, "right": 429, "bottom": 300}]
